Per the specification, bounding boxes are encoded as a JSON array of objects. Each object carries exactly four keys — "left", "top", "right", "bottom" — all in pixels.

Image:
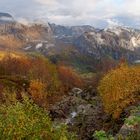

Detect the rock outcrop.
[
  {"left": 50, "top": 88, "right": 110, "bottom": 140},
  {"left": 0, "top": 13, "right": 55, "bottom": 51},
  {"left": 116, "top": 105, "right": 140, "bottom": 139},
  {"left": 74, "top": 27, "right": 140, "bottom": 61},
  {"left": 50, "top": 24, "right": 97, "bottom": 43}
]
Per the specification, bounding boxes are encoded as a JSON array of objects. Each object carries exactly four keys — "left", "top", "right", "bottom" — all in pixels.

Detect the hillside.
[
  {"left": 0, "top": 13, "right": 54, "bottom": 51},
  {"left": 0, "top": 12, "right": 139, "bottom": 140},
  {"left": 74, "top": 27, "right": 140, "bottom": 61},
  {"left": 0, "top": 13, "right": 139, "bottom": 73}
]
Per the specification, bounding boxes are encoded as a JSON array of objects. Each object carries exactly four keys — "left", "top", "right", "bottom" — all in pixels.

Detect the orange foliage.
[
  {"left": 0, "top": 55, "right": 70, "bottom": 106},
  {"left": 0, "top": 54, "right": 85, "bottom": 107},
  {"left": 0, "top": 55, "right": 54, "bottom": 83},
  {"left": 29, "top": 80, "right": 47, "bottom": 106},
  {"left": 57, "top": 65, "right": 83, "bottom": 91},
  {"left": 0, "top": 55, "right": 30, "bottom": 75},
  {"left": 98, "top": 64, "right": 140, "bottom": 119}
]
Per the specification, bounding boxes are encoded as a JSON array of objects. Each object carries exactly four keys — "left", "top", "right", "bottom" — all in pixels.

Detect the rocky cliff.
[
  {"left": 74, "top": 26, "right": 140, "bottom": 61},
  {"left": 0, "top": 13, "right": 140, "bottom": 64},
  {"left": 0, "top": 13, "right": 54, "bottom": 51}
]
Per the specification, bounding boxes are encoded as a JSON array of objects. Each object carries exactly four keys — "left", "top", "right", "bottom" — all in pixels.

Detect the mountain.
[
  {"left": 48, "top": 25, "right": 140, "bottom": 62},
  {"left": 0, "top": 13, "right": 140, "bottom": 71},
  {"left": 0, "top": 13, "right": 54, "bottom": 51},
  {"left": 42, "top": 25, "right": 140, "bottom": 72},
  {"left": 0, "top": 12, "right": 14, "bottom": 23},
  {"left": 74, "top": 26, "right": 140, "bottom": 61},
  {"left": 50, "top": 24, "right": 98, "bottom": 43}
]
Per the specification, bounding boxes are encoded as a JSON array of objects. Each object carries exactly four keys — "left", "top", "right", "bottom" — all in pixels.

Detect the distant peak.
[
  {"left": 0, "top": 12, "right": 13, "bottom": 18},
  {"left": 0, "top": 12, "right": 14, "bottom": 23}
]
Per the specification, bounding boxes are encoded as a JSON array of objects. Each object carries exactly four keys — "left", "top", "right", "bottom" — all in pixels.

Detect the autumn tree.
[
  {"left": 28, "top": 80, "right": 47, "bottom": 106},
  {"left": 0, "top": 54, "right": 30, "bottom": 76},
  {"left": 0, "top": 54, "right": 85, "bottom": 107},
  {"left": 0, "top": 54, "right": 67, "bottom": 106},
  {"left": 98, "top": 64, "right": 140, "bottom": 119},
  {"left": 57, "top": 65, "right": 84, "bottom": 91}
]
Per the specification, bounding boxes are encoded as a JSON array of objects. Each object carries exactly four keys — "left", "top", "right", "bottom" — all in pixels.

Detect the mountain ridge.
[{"left": 0, "top": 12, "right": 139, "bottom": 70}]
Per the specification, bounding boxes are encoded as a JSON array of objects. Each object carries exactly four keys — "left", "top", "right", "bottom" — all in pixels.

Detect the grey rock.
[{"left": 49, "top": 94, "right": 108, "bottom": 140}]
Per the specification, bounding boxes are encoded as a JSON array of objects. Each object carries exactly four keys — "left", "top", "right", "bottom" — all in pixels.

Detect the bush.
[
  {"left": 0, "top": 96, "right": 76, "bottom": 140},
  {"left": 0, "top": 54, "right": 84, "bottom": 107},
  {"left": 28, "top": 80, "right": 47, "bottom": 106},
  {"left": 98, "top": 64, "right": 140, "bottom": 119},
  {"left": 57, "top": 65, "right": 84, "bottom": 91},
  {"left": 93, "top": 130, "right": 114, "bottom": 140},
  {"left": 0, "top": 55, "right": 63, "bottom": 104}
]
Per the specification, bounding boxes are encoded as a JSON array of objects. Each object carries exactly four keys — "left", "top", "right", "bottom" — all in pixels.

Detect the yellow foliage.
[
  {"left": 29, "top": 80, "right": 46, "bottom": 104},
  {"left": 0, "top": 51, "right": 24, "bottom": 60},
  {"left": 98, "top": 64, "right": 140, "bottom": 119}
]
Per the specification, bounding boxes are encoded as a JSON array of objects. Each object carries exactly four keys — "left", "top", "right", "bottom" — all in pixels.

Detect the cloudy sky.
[{"left": 0, "top": 0, "right": 140, "bottom": 28}]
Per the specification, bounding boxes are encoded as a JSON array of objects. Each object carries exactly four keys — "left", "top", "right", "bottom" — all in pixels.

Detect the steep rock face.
[
  {"left": 50, "top": 24, "right": 98, "bottom": 43},
  {"left": 0, "top": 13, "right": 54, "bottom": 51},
  {"left": 20, "top": 24, "right": 54, "bottom": 51},
  {"left": 74, "top": 27, "right": 140, "bottom": 61},
  {"left": 49, "top": 24, "right": 140, "bottom": 62}
]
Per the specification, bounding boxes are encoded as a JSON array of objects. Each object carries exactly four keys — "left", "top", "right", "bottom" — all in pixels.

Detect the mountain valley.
[{"left": 0, "top": 12, "right": 139, "bottom": 140}]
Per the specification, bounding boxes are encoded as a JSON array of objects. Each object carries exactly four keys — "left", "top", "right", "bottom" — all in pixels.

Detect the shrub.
[
  {"left": 125, "top": 106, "right": 140, "bottom": 139},
  {"left": 0, "top": 54, "right": 62, "bottom": 92},
  {"left": 93, "top": 130, "right": 114, "bottom": 140},
  {"left": 0, "top": 54, "right": 84, "bottom": 107},
  {"left": 28, "top": 80, "right": 47, "bottom": 106},
  {"left": 98, "top": 64, "right": 140, "bottom": 119},
  {"left": 0, "top": 96, "right": 76, "bottom": 140},
  {"left": 57, "top": 65, "right": 84, "bottom": 91}
]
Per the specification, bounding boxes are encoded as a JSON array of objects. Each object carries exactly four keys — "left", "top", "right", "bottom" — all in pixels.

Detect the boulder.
[{"left": 49, "top": 93, "right": 109, "bottom": 140}]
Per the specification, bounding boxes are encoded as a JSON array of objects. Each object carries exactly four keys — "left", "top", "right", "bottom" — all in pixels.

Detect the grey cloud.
[{"left": 0, "top": 0, "right": 139, "bottom": 29}]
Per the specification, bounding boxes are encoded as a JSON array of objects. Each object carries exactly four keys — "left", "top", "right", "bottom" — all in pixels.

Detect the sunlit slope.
[{"left": 0, "top": 51, "right": 26, "bottom": 60}]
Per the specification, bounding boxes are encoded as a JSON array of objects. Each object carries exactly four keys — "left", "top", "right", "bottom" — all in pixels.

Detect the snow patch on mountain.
[
  {"left": 24, "top": 46, "right": 32, "bottom": 50},
  {"left": 131, "top": 37, "right": 138, "bottom": 47}
]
